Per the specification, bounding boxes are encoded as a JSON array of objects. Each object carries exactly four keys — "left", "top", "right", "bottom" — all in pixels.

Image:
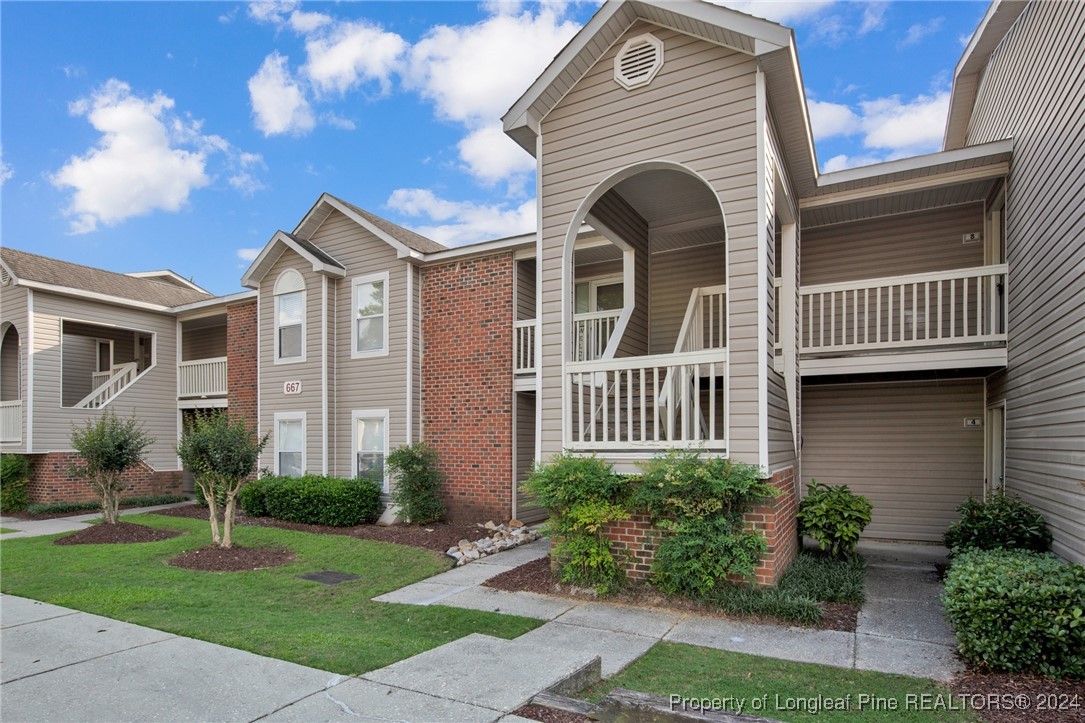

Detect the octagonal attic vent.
[{"left": 614, "top": 34, "right": 663, "bottom": 90}]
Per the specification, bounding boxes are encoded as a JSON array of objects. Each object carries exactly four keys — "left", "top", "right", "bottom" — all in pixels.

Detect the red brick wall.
[
  {"left": 227, "top": 299, "right": 258, "bottom": 431},
  {"left": 421, "top": 254, "right": 514, "bottom": 522},
  {"left": 27, "top": 452, "right": 183, "bottom": 504},
  {"left": 600, "top": 466, "right": 799, "bottom": 587}
]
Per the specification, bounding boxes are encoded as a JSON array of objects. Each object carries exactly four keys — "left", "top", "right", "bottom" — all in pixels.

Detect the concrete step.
[{"left": 362, "top": 633, "right": 601, "bottom": 713}]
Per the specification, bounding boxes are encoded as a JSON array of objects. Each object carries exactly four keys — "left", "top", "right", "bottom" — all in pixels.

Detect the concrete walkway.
[
  {"left": 377, "top": 538, "right": 962, "bottom": 682},
  {"left": 0, "top": 501, "right": 196, "bottom": 539}
]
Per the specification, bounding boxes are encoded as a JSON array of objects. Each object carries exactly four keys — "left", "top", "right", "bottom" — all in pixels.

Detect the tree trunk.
[
  {"left": 102, "top": 474, "right": 119, "bottom": 524},
  {"left": 199, "top": 480, "right": 221, "bottom": 545},
  {"left": 222, "top": 494, "right": 237, "bottom": 549}
]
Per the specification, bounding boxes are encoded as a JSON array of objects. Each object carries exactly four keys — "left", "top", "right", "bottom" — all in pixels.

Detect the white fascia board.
[
  {"left": 240, "top": 230, "right": 345, "bottom": 288},
  {"left": 422, "top": 234, "right": 536, "bottom": 264},
  {"left": 812, "top": 139, "right": 1014, "bottom": 190},
  {"left": 15, "top": 279, "right": 171, "bottom": 313},
  {"left": 170, "top": 289, "right": 257, "bottom": 314},
  {"left": 126, "top": 270, "right": 209, "bottom": 294}
]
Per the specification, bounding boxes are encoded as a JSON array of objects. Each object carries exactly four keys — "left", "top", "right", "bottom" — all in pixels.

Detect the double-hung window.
[
  {"left": 352, "top": 272, "right": 388, "bottom": 358},
  {"left": 275, "top": 412, "right": 305, "bottom": 477},
  {"left": 274, "top": 269, "right": 305, "bottom": 363},
  {"left": 353, "top": 410, "right": 388, "bottom": 488}
]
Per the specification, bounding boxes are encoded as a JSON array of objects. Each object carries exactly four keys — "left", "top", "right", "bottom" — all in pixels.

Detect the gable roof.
[
  {"left": 294, "top": 193, "right": 446, "bottom": 257},
  {"left": 240, "top": 229, "right": 347, "bottom": 289},
  {"left": 501, "top": 0, "right": 820, "bottom": 195},
  {"left": 125, "top": 270, "right": 209, "bottom": 294},
  {"left": 0, "top": 247, "right": 212, "bottom": 309}
]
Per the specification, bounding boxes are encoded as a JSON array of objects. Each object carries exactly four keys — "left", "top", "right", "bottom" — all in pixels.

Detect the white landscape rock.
[{"left": 444, "top": 520, "right": 540, "bottom": 566}]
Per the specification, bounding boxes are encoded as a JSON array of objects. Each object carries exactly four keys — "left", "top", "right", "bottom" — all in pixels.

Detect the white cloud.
[
  {"left": 289, "top": 9, "right": 331, "bottom": 33},
  {"left": 859, "top": 91, "right": 949, "bottom": 152},
  {"left": 457, "top": 123, "right": 536, "bottom": 187},
  {"left": 0, "top": 146, "right": 12, "bottom": 187},
  {"left": 322, "top": 113, "right": 356, "bottom": 130},
  {"left": 248, "top": 52, "right": 315, "bottom": 136},
  {"left": 247, "top": 1, "right": 296, "bottom": 26},
  {"left": 711, "top": 1, "right": 837, "bottom": 24},
  {"left": 898, "top": 17, "right": 944, "bottom": 48},
  {"left": 303, "top": 20, "right": 406, "bottom": 95},
  {"left": 822, "top": 153, "right": 887, "bottom": 173},
  {"left": 387, "top": 188, "right": 535, "bottom": 246},
  {"left": 858, "top": 3, "right": 889, "bottom": 35},
  {"left": 228, "top": 152, "right": 267, "bottom": 196},
  {"left": 51, "top": 80, "right": 211, "bottom": 234},
  {"left": 807, "top": 99, "right": 860, "bottom": 140},
  {"left": 236, "top": 247, "right": 262, "bottom": 262}
]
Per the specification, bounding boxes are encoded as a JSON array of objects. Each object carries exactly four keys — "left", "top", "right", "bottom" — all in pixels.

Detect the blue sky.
[{"left": 1, "top": 1, "right": 988, "bottom": 295}]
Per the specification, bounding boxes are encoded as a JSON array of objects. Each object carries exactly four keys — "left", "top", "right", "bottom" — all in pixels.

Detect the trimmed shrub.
[
  {"left": 70, "top": 411, "right": 153, "bottom": 524},
  {"left": 387, "top": 442, "right": 445, "bottom": 524},
  {"left": 942, "top": 549, "right": 1084, "bottom": 679},
  {"left": 24, "top": 495, "right": 186, "bottom": 516},
  {"left": 797, "top": 481, "right": 872, "bottom": 558},
  {"left": 0, "top": 454, "right": 30, "bottom": 512},
  {"left": 523, "top": 454, "right": 630, "bottom": 595},
  {"left": 239, "top": 475, "right": 383, "bottom": 527},
  {"left": 944, "top": 493, "right": 1051, "bottom": 555}
]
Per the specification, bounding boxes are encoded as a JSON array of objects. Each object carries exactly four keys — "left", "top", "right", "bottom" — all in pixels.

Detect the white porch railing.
[
  {"left": 75, "top": 362, "right": 138, "bottom": 409},
  {"left": 179, "top": 357, "right": 228, "bottom": 398},
  {"left": 800, "top": 265, "right": 1008, "bottom": 354},
  {"left": 513, "top": 320, "right": 536, "bottom": 374},
  {"left": 675, "top": 285, "right": 728, "bottom": 353},
  {"left": 0, "top": 400, "right": 21, "bottom": 442},
  {"left": 565, "top": 349, "right": 727, "bottom": 451},
  {"left": 573, "top": 310, "right": 621, "bottom": 362},
  {"left": 91, "top": 370, "right": 111, "bottom": 388}
]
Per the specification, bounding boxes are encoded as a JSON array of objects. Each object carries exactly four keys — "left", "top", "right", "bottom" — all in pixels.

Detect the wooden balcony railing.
[
  {"left": 513, "top": 320, "right": 536, "bottom": 374},
  {"left": 0, "top": 400, "right": 21, "bottom": 442},
  {"left": 800, "top": 265, "right": 1008, "bottom": 354},
  {"left": 573, "top": 310, "right": 621, "bottom": 362},
  {"left": 179, "top": 357, "right": 228, "bottom": 398}
]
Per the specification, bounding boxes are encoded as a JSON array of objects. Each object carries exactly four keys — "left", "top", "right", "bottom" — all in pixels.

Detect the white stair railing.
[
  {"left": 74, "top": 362, "right": 138, "bottom": 409},
  {"left": 572, "top": 310, "right": 621, "bottom": 362},
  {"left": 657, "top": 285, "right": 727, "bottom": 431}
]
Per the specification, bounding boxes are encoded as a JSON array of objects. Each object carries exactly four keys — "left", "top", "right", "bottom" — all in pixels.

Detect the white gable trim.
[{"left": 240, "top": 230, "right": 345, "bottom": 289}]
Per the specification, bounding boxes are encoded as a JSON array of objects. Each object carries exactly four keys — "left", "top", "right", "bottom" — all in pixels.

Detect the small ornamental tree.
[
  {"left": 70, "top": 412, "right": 154, "bottom": 524},
  {"left": 176, "top": 412, "right": 267, "bottom": 548}
]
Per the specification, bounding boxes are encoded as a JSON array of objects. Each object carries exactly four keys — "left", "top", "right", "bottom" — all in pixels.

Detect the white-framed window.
[
  {"left": 274, "top": 411, "right": 306, "bottom": 477},
  {"left": 574, "top": 275, "right": 624, "bottom": 314},
  {"left": 352, "top": 409, "right": 388, "bottom": 489},
  {"left": 274, "top": 269, "right": 306, "bottom": 363},
  {"left": 351, "top": 272, "right": 389, "bottom": 359}
]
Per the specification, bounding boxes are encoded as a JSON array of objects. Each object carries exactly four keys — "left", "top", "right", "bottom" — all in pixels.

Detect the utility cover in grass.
[{"left": 297, "top": 570, "right": 361, "bottom": 585}]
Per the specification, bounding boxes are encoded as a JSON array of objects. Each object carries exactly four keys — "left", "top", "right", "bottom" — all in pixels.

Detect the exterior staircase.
[{"left": 74, "top": 362, "right": 139, "bottom": 409}]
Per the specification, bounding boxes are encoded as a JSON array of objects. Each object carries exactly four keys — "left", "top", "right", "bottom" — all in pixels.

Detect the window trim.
[
  {"left": 274, "top": 411, "right": 306, "bottom": 477},
  {"left": 350, "top": 271, "right": 390, "bottom": 360},
  {"left": 273, "top": 270, "right": 306, "bottom": 365},
  {"left": 351, "top": 408, "right": 389, "bottom": 490},
  {"left": 574, "top": 274, "right": 624, "bottom": 313}
]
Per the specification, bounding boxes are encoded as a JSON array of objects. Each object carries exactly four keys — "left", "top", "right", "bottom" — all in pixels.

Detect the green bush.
[
  {"left": 777, "top": 550, "right": 865, "bottom": 605},
  {"left": 70, "top": 411, "right": 154, "bottom": 524},
  {"left": 944, "top": 493, "right": 1051, "bottom": 555},
  {"left": 387, "top": 442, "right": 445, "bottom": 524},
  {"left": 942, "top": 549, "right": 1085, "bottom": 679},
  {"left": 636, "top": 451, "right": 772, "bottom": 596},
  {"left": 25, "top": 495, "right": 187, "bottom": 516},
  {"left": 0, "top": 454, "right": 30, "bottom": 512},
  {"left": 708, "top": 583, "right": 821, "bottom": 625},
  {"left": 524, "top": 454, "right": 630, "bottom": 595},
  {"left": 238, "top": 475, "right": 383, "bottom": 527},
  {"left": 797, "top": 481, "right": 872, "bottom": 558}
]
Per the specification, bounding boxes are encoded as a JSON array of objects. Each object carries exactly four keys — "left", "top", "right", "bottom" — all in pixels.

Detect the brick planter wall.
[
  {"left": 26, "top": 452, "right": 183, "bottom": 504},
  {"left": 599, "top": 466, "right": 799, "bottom": 587},
  {"left": 226, "top": 299, "right": 258, "bottom": 431},
  {"left": 421, "top": 254, "right": 514, "bottom": 522}
]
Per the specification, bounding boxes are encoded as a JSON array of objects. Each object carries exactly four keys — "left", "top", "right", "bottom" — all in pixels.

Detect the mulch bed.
[
  {"left": 53, "top": 521, "right": 182, "bottom": 546},
  {"left": 167, "top": 545, "right": 295, "bottom": 572},
  {"left": 512, "top": 704, "right": 592, "bottom": 723},
  {"left": 154, "top": 505, "right": 488, "bottom": 553},
  {"left": 952, "top": 671, "right": 1085, "bottom": 722},
  {"left": 485, "top": 556, "right": 860, "bottom": 632}
]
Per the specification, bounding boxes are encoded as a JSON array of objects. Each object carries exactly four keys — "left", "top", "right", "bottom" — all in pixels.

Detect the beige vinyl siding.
[
  {"left": 307, "top": 210, "right": 411, "bottom": 478},
  {"left": 801, "top": 380, "right": 985, "bottom": 542},
  {"left": 410, "top": 264, "right": 422, "bottom": 446},
  {"left": 539, "top": 21, "right": 759, "bottom": 462},
  {"left": 0, "top": 284, "right": 28, "bottom": 451},
  {"left": 514, "top": 391, "right": 546, "bottom": 524},
  {"left": 516, "top": 259, "right": 537, "bottom": 321},
  {"left": 181, "top": 324, "right": 226, "bottom": 361},
  {"left": 802, "top": 205, "right": 986, "bottom": 286},
  {"left": 61, "top": 335, "right": 97, "bottom": 407},
  {"left": 258, "top": 251, "right": 324, "bottom": 475},
  {"left": 649, "top": 242, "right": 725, "bottom": 354},
  {"left": 31, "top": 293, "right": 179, "bottom": 470},
  {"left": 590, "top": 191, "right": 650, "bottom": 357},
  {"left": 766, "top": 128, "right": 795, "bottom": 473},
  {"left": 966, "top": 1, "right": 1085, "bottom": 563}
]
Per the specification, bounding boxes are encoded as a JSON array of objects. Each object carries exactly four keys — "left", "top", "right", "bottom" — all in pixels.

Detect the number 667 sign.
[{"left": 283, "top": 381, "right": 302, "bottom": 395}]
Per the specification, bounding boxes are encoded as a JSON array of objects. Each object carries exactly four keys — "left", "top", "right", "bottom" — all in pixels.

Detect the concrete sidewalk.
[{"left": 0, "top": 501, "right": 195, "bottom": 540}]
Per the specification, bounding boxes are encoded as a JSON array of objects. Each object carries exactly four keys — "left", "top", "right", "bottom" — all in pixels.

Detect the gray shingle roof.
[
  {"left": 0, "top": 247, "right": 212, "bottom": 308},
  {"left": 330, "top": 195, "right": 448, "bottom": 254},
  {"left": 280, "top": 232, "right": 345, "bottom": 269}
]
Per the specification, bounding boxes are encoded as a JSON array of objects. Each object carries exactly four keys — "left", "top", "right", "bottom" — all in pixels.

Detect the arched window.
[{"left": 274, "top": 269, "right": 306, "bottom": 362}]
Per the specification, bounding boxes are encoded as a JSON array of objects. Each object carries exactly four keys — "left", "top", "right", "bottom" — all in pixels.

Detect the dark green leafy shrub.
[
  {"left": 239, "top": 475, "right": 383, "bottom": 527},
  {"left": 777, "top": 550, "right": 865, "bottom": 605},
  {"left": 797, "top": 481, "right": 872, "bottom": 558},
  {"left": 0, "top": 454, "right": 30, "bottom": 512},
  {"left": 944, "top": 493, "right": 1051, "bottom": 555},
  {"left": 524, "top": 454, "right": 630, "bottom": 595},
  {"left": 942, "top": 549, "right": 1085, "bottom": 679},
  {"left": 635, "top": 451, "right": 772, "bottom": 595},
  {"left": 70, "top": 411, "right": 153, "bottom": 524},
  {"left": 708, "top": 583, "right": 821, "bottom": 625},
  {"left": 387, "top": 442, "right": 445, "bottom": 524}
]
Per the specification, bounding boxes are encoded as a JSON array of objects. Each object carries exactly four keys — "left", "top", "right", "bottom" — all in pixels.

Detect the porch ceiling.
[
  {"left": 613, "top": 170, "right": 721, "bottom": 225},
  {"left": 801, "top": 180, "right": 993, "bottom": 229}
]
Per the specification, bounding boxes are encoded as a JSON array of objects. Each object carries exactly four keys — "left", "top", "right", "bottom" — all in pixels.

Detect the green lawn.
[
  {"left": 0, "top": 514, "right": 541, "bottom": 674},
  {"left": 581, "top": 643, "right": 977, "bottom": 722},
  {"left": 0, "top": 527, "right": 18, "bottom": 534}
]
